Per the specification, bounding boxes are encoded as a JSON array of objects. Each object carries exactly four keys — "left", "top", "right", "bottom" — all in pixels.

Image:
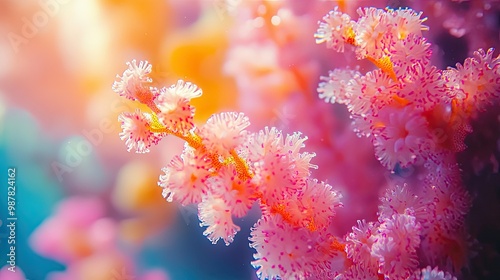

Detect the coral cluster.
[
  {"left": 315, "top": 5, "right": 500, "bottom": 280},
  {"left": 113, "top": 60, "right": 343, "bottom": 279},
  {"left": 113, "top": 5, "right": 500, "bottom": 280},
  {"left": 29, "top": 197, "right": 169, "bottom": 280}
]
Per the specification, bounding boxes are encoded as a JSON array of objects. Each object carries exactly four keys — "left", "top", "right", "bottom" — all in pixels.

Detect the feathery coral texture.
[
  {"left": 114, "top": 59, "right": 343, "bottom": 278},
  {"left": 111, "top": 5, "right": 500, "bottom": 279},
  {"left": 314, "top": 5, "right": 500, "bottom": 280}
]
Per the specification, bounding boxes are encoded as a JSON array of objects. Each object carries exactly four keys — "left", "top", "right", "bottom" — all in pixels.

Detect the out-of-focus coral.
[
  {"left": 412, "top": 0, "right": 500, "bottom": 67},
  {"left": 30, "top": 197, "right": 115, "bottom": 264},
  {"left": 112, "top": 160, "right": 175, "bottom": 245},
  {"left": 0, "top": 265, "right": 26, "bottom": 280},
  {"left": 30, "top": 197, "right": 170, "bottom": 280},
  {"left": 159, "top": 8, "right": 239, "bottom": 121}
]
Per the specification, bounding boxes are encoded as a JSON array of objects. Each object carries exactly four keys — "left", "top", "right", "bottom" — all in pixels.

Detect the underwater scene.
[{"left": 0, "top": 0, "right": 500, "bottom": 279}]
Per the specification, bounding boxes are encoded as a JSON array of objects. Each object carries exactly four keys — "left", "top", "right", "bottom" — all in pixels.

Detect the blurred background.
[{"left": 0, "top": 0, "right": 499, "bottom": 279}]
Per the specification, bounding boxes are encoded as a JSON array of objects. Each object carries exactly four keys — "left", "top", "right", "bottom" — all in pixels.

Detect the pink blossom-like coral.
[
  {"left": 198, "top": 112, "right": 250, "bottom": 157},
  {"left": 158, "top": 148, "right": 212, "bottom": 205},
  {"left": 344, "top": 219, "right": 379, "bottom": 271},
  {"left": 114, "top": 61, "right": 204, "bottom": 152},
  {"left": 420, "top": 183, "right": 471, "bottom": 234},
  {"left": 378, "top": 184, "right": 422, "bottom": 221},
  {"left": 390, "top": 34, "right": 432, "bottom": 78},
  {"left": 114, "top": 56, "right": 347, "bottom": 279},
  {"left": 154, "top": 80, "right": 202, "bottom": 133},
  {"left": 317, "top": 68, "right": 361, "bottom": 105},
  {"left": 209, "top": 164, "right": 257, "bottom": 218},
  {"left": 118, "top": 109, "right": 164, "bottom": 153},
  {"left": 372, "top": 106, "right": 432, "bottom": 169},
  {"left": 371, "top": 210, "right": 422, "bottom": 279},
  {"left": 314, "top": 6, "right": 354, "bottom": 52},
  {"left": 249, "top": 215, "right": 333, "bottom": 280},
  {"left": 110, "top": 3, "right": 500, "bottom": 275},
  {"left": 347, "top": 69, "right": 398, "bottom": 119},
  {"left": 246, "top": 127, "right": 317, "bottom": 205},
  {"left": 386, "top": 8, "right": 429, "bottom": 40},
  {"left": 399, "top": 63, "right": 445, "bottom": 110},
  {"left": 412, "top": 265, "right": 458, "bottom": 280},
  {"left": 313, "top": 5, "right": 490, "bottom": 279},
  {"left": 444, "top": 48, "right": 500, "bottom": 114},
  {"left": 198, "top": 196, "right": 241, "bottom": 246},
  {"left": 283, "top": 178, "right": 342, "bottom": 231},
  {"left": 354, "top": 7, "right": 392, "bottom": 59},
  {"left": 112, "top": 60, "right": 154, "bottom": 103},
  {"left": 317, "top": 5, "right": 500, "bottom": 173}
]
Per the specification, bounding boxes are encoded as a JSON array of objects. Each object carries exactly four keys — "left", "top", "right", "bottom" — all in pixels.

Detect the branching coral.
[
  {"left": 114, "top": 60, "right": 344, "bottom": 278},
  {"left": 112, "top": 5, "right": 500, "bottom": 280},
  {"left": 315, "top": 5, "right": 500, "bottom": 279}
]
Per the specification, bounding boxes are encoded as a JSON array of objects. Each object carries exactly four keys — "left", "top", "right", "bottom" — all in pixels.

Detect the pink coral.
[
  {"left": 345, "top": 220, "right": 378, "bottom": 270},
  {"left": 313, "top": 6, "right": 488, "bottom": 279},
  {"left": 371, "top": 210, "right": 422, "bottom": 279},
  {"left": 390, "top": 34, "right": 432, "bottom": 77},
  {"left": 0, "top": 266, "right": 26, "bottom": 280},
  {"left": 317, "top": 68, "right": 361, "bottom": 105},
  {"left": 108, "top": 3, "right": 500, "bottom": 274},
  {"left": 386, "top": 8, "right": 429, "bottom": 40},
  {"left": 378, "top": 184, "right": 422, "bottom": 221},
  {"left": 444, "top": 48, "right": 500, "bottom": 113},
  {"left": 414, "top": 266, "right": 457, "bottom": 280},
  {"left": 249, "top": 215, "right": 333, "bottom": 280},
  {"left": 399, "top": 63, "right": 445, "bottom": 110},
  {"left": 158, "top": 148, "right": 212, "bottom": 205},
  {"left": 118, "top": 109, "right": 164, "bottom": 153},
  {"left": 347, "top": 69, "right": 399, "bottom": 118},
  {"left": 198, "top": 112, "right": 250, "bottom": 157},
  {"left": 314, "top": 6, "right": 354, "bottom": 52},
  {"left": 372, "top": 106, "right": 432, "bottom": 169},
  {"left": 210, "top": 164, "right": 257, "bottom": 218},
  {"left": 112, "top": 60, "right": 153, "bottom": 102},
  {"left": 246, "top": 127, "right": 317, "bottom": 204},
  {"left": 283, "top": 178, "right": 343, "bottom": 231},
  {"left": 30, "top": 197, "right": 114, "bottom": 264},
  {"left": 154, "top": 80, "right": 202, "bottom": 133},
  {"left": 198, "top": 196, "right": 241, "bottom": 246},
  {"left": 114, "top": 57, "right": 347, "bottom": 279},
  {"left": 354, "top": 7, "right": 392, "bottom": 59}
]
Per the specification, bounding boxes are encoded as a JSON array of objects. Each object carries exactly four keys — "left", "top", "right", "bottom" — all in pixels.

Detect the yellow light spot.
[
  {"left": 229, "top": 150, "right": 253, "bottom": 180},
  {"left": 330, "top": 238, "right": 346, "bottom": 253},
  {"left": 373, "top": 121, "right": 385, "bottom": 129},
  {"left": 148, "top": 113, "right": 166, "bottom": 130},
  {"left": 271, "top": 204, "right": 294, "bottom": 225},
  {"left": 392, "top": 94, "right": 411, "bottom": 107},
  {"left": 190, "top": 173, "right": 197, "bottom": 183},
  {"left": 345, "top": 27, "right": 356, "bottom": 46},
  {"left": 338, "top": 0, "right": 346, "bottom": 13},
  {"left": 367, "top": 55, "right": 398, "bottom": 82},
  {"left": 306, "top": 218, "right": 317, "bottom": 232},
  {"left": 398, "top": 30, "right": 408, "bottom": 40},
  {"left": 231, "top": 179, "right": 245, "bottom": 194}
]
